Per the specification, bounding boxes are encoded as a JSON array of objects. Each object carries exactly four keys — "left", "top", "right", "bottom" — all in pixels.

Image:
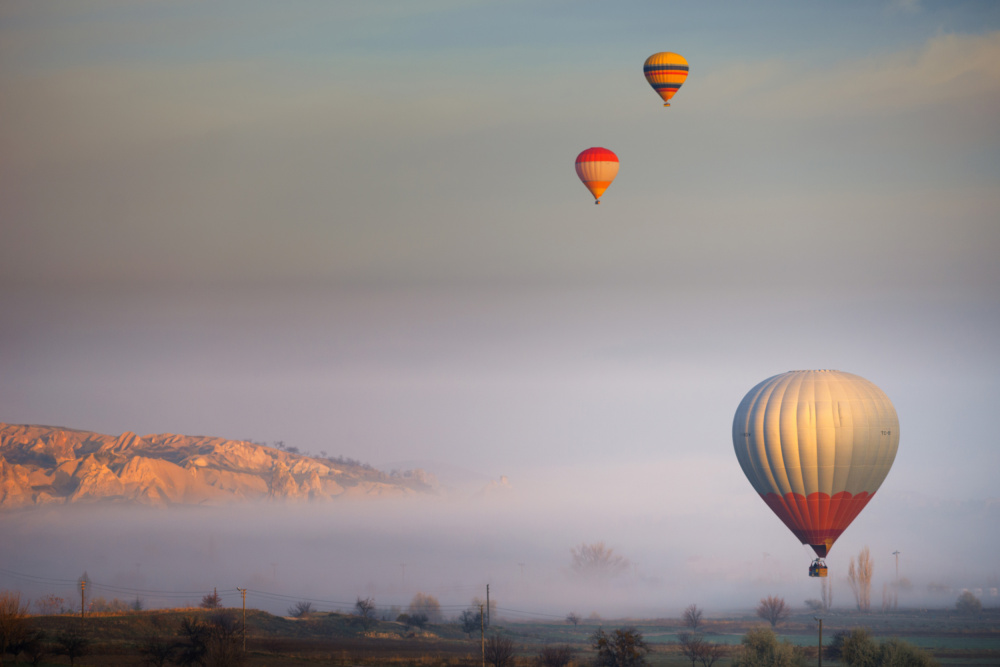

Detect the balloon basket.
[{"left": 809, "top": 558, "right": 828, "bottom": 578}]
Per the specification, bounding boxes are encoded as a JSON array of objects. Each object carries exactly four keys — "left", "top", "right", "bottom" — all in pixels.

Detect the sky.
[{"left": 1, "top": 1, "right": 999, "bottom": 617}]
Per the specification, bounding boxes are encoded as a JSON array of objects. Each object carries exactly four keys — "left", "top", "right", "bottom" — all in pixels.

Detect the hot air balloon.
[
  {"left": 575, "top": 147, "right": 619, "bottom": 204},
  {"left": 732, "top": 370, "right": 899, "bottom": 577},
  {"left": 643, "top": 52, "right": 688, "bottom": 107}
]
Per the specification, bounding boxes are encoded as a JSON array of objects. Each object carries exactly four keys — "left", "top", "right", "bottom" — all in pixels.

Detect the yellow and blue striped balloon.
[{"left": 643, "top": 52, "right": 689, "bottom": 107}]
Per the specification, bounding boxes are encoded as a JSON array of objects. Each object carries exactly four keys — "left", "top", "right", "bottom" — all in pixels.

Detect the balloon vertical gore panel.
[{"left": 732, "top": 370, "right": 899, "bottom": 559}]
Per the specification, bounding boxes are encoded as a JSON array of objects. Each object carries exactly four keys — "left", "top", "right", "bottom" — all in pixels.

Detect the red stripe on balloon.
[{"left": 760, "top": 491, "right": 875, "bottom": 556}]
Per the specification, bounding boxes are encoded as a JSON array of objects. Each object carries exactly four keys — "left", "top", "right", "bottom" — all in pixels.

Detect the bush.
[
  {"left": 956, "top": 590, "right": 982, "bottom": 614},
  {"left": 537, "top": 645, "right": 574, "bottom": 667},
  {"left": 838, "top": 628, "right": 937, "bottom": 667},
  {"left": 732, "top": 627, "right": 806, "bottom": 667}
]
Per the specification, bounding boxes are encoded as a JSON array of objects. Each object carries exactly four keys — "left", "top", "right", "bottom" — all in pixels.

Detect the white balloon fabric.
[{"left": 732, "top": 370, "right": 899, "bottom": 557}]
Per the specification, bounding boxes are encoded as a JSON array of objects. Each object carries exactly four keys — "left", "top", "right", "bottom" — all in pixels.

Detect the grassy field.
[{"left": 8, "top": 606, "right": 1000, "bottom": 666}]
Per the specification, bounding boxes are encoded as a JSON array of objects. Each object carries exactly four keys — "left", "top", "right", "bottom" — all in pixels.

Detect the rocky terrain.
[{"left": 0, "top": 423, "right": 437, "bottom": 509}]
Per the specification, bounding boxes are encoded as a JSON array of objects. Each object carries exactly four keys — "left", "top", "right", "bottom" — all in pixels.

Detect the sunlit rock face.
[{"left": 0, "top": 423, "right": 438, "bottom": 509}]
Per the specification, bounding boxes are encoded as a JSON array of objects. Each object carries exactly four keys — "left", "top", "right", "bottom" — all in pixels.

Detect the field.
[{"left": 8, "top": 605, "right": 999, "bottom": 666}]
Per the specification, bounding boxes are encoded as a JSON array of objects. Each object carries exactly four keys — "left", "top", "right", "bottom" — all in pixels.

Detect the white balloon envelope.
[{"left": 732, "top": 370, "right": 899, "bottom": 560}]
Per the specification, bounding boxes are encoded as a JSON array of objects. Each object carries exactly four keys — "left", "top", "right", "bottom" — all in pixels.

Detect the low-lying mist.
[{"left": 3, "top": 460, "right": 997, "bottom": 620}]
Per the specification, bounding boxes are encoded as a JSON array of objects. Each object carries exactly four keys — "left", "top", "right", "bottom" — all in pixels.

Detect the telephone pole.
[
  {"left": 237, "top": 587, "right": 247, "bottom": 652},
  {"left": 80, "top": 579, "right": 85, "bottom": 618},
  {"left": 892, "top": 551, "right": 901, "bottom": 610},
  {"left": 480, "top": 604, "right": 485, "bottom": 667},
  {"left": 814, "top": 617, "right": 822, "bottom": 667},
  {"left": 486, "top": 584, "right": 490, "bottom": 629}
]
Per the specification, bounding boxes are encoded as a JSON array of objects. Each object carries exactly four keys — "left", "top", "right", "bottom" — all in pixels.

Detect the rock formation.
[{"left": 0, "top": 423, "right": 437, "bottom": 509}]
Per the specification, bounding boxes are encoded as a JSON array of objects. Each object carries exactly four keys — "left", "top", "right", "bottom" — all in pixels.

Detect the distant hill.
[{"left": 0, "top": 423, "right": 438, "bottom": 509}]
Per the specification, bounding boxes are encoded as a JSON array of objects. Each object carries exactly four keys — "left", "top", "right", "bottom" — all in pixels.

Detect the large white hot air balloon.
[{"left": 732, "top": 370, "right": 899, "bottom": 576}]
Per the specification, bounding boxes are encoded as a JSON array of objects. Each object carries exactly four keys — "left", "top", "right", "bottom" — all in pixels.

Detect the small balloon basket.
[{"left": 809, "top": 558, "right": 829, "bottom": 578}]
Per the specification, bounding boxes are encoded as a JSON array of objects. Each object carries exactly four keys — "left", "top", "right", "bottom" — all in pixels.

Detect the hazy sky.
[{"left": 2, "top": 1, "right": 999, "bottom": 615}]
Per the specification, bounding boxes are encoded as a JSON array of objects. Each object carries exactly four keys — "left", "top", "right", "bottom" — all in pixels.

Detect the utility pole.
[
  {"left": 480, "top": 604, "right": 485, "bottom": 667},
  {"left": 80, "top": 579, "right": 85, "bottom": 618},
  {"left": 486, "top": 584, "right": 490, "bottom": 629},
  {"left": 814, "top": 617, "right": 822, "bottom": 667},
  {"left": 892, "top": 550, "right": 901, "bottom": 610},
  {"left": 237, "top": 587, "right": 247, "bottom": 652}
]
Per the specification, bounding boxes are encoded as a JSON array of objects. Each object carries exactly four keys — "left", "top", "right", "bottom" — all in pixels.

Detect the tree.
[
  {"left": 956, "top": 590, "right": 982, "bottom": 614},
  {"left": 756, "top": 595, "right": 790, "bottom": 629},
  {"left": 7, "top": 627, "right": 44, "bottom": 666},
  {"left": 203, "top": 611, "right": 245, "bottom": 667},
  {"left": 355, "top": 596, "right": 377, "bottom": 631},
  {"left": 288, "top": 601, "right": 313, "bottom": 618},
  {"left": 20, "top": 629, "right": 47, "bottom": 667},
  {"left": 847, "top": 546, "right": 874, "bottom": 613},
  {"left": 408, "top": 592, "right": 442, "bottom": 622},
  {"left": 402, "top": 612, "right": 428, "bottom": 629},
  {"left": 571, "top": 542, "right": 630, "bottom": 579},
  {"left": 201, "top": 588, "right": 222, "bottom": 609},
  {"left": 697, "top": 641, "right": 726, "bottom": 667},
  {"left": 177, "top": 616, "right": 209, "bottom": 667},
  {"left": 678, "top": 633, "right": 705, "bottom": 667},
  {"left": 537, "top": 645, "right": 574, "bottom": 667},
  {"left": 178, "top": 613, "right": 245, "bottom": 667},
  {"left": 55, "top": 631, "right": 91, "bottom": 667},
  {"left": 139, "top": 637, "right": 177, "bottom": 667},
  {"left": 682, "top": 604, "right": 704, "bottom": 631},
  {"left": 459, "top": 608, "right": 483, "bottom": 638},
  {"left": 565, "top": 612, "right": 581, "bottom": 626},
  {"left": 34, "top": 594, "right": 64, "bottom": 615},
  {"left": 591, "top": 626, "right": 649, "bottom": 666},
  {"left": 484, "top": 633, "right": 517, "bottom": 667},
  {"left": 0, "top": 590, "right": 31, "bottom": 665},
  {"left": 732, "top": 627, "right": 805, "bottom": 667}
]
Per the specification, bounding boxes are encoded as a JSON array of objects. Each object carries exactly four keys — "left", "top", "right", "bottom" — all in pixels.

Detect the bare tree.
[
  {"left": 571, "top": 542, "right": 630, "bottom": 579},
  {"left": 697, "top": 641, "right": 725, "bottom": 667},
  {"left": 177, "top": 613, "right": 244, "bottom": 667},
  {"left": 0, "top": 590, "right": 31, "bottom": 665},
  {"left": 755, "top": 595, "right": 789, "bottom": 629},
  {"left": 537, "top": 645, "right": 575, "bottom": 667},
  {"left": 354, "top": 597, "right": 377, "bottom": 631},
  {"left": 591, "top": 626, "right": 649, "bottom": 666},
  {"left": 484, "top": 633, "right": 517, "bottom": 667},
  {"left": 682, "top": 604, "right": 704, "bottom": 631},
  {"left": 821, "top": 577, "right": 833, "bottom": 611},
  {"left": 847, "top": 546, "right": 873, "bottom": 613},
  {"left": 55, "top": 631, "right": 91, "bottom": 667},
  {"left": 34, "top": 594, "right": 64, "bottom": 616},
  {"left": 678, "top": 633, "right": 705, "bottom": 667},
  {"left": 139, "top": 637, "right": 177, "bottom": 667},
  {"left": 288, "top": 601, "right": 313, "bottom": 618}
]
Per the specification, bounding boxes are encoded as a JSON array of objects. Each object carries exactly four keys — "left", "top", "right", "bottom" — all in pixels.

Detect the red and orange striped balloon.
[
  {"left": 575, "top": 147, "right": 619, "bottom": 204},
  {"left": 643, "top": 52, "right": 689, "bottom": 107}
]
